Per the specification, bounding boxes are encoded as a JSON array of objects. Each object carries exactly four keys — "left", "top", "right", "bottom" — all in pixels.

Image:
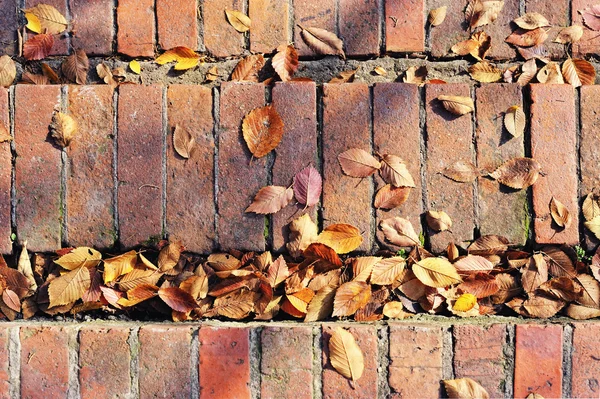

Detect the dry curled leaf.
[
  {"left": 299, "top": 25, "right": 345, "bottom": 58},
  {"left": 442, "top": 160, "right": 479, "bottom": 183},
  {"left": 516, "top": 58, "right": 538, "bottom": 86},
  {"left": 62, "top": 49, "right": 89, "bottom": 85},
  {"left": 317, "top": 224, "right": 363, "bottom": 254},
  {"left": 504, "top": 105, "right": 526, "bottom": 138},
  {"left": 370, "top": 257, "right": 406, "bottom": 285},
  {"left": 562, "top": 59, "right": 596, "bottom": 87},
  {"left": 437, "top": 95, "right": 474, "bottom": 115},
  {"left": 287, "top": 214, "right": 319, "bottom": 258},
  {"left": 231, "top": 54, "right": 265, "bottom": 82},
  {"left": 489, "top": 157, "right": 541, "bottom": 189},
  {"left": 444, "top": 377, "right": 490, "bottom": 399},
  {"left": 293, "top": 166, "right": 322, "bottom": 208},
  {"left": 413, "top": 257, "right": 462, "bottom": 288},
  {"left": 554, "top": 25, "right": 584, "bottom": 43},
  {"left": 583, "top": 193, "right": 600, "bottom": 222},
  {"left": 242, "top": 105, "right": 284, "bottom": 158},
  {"left": 429, "top": 6, "right": 448, "bottom": 26},
  {"left": 426, "top": 211, "right": 453, "bottom": 232},
  {"left": 582, "top": 5, "right": 600, "bottom": 31},
  {"left": 96, "top": 63, "right": 117, "bottom": 88},
  {"left": 173, "top": 124, "right": 195, "bottom": 159},
  {"left": 372, "top": 66, "right": 387, "bottom": 76},
  {"left": 550, "top": 197, "right": 572, "bottom": 228},
  {"left": 18, "top": 241, "right": 36, "bottom": 292},
  {"left": 24, "top": 4, "right": 68, "bottom": 35},
  {"left": 332, "top": 281, "right": 371, "bottom": 317},
  {"left": 466, "top": 0, "right": 505, "bottom": 30},
  {"left": 537, "top": 62, "right": 564, "bottom": 84},
  {"left": 329, "top": 69, "right": 356, "bottom": 84},
  {"left": 272, "top": 44, "right": 299, "bottom": 82},
  {"left": 379, "top": 154, "right": 415, "bottom": 187},
  {"left": 588, "top": 216, "right": 600, "bottom": 242},
  {"left": 514, "top": 12, "right": 550, "bottom": 30},
  {"left": 156, "top": 47, "right": 200, "bottom": 70},
  {"left": 48, "top": 266, "right": 91, "bottom": 308},
  {"left": 245, "top": 186, "right": 294, "bottom": 215},
  {"left": 158, "top": 287, "right": 198, "bottom": 313},
  {"left": 517, "top": 44, "right": 550, "bottom": 62},
  {"left": 505, "top": 28, "right": 548, "bottom": 47},
  {"left": 50, "top": 111, "right": 77, "bottom": 148},
  {"left": 23, "top": 34, "right": 54, "bottom": 60},
  {"left": 379, "top": 217, "right": 420, "bottom": 247},
  {"left": 468, "top": 61, "right": 502, "bottom": 82},
  {"left": 328, "top": 328, "right": 364, "bottom": 382},
  {"left": 305, "top": 285, "right": 336, "bottom": 322},
  {"left": 403, "top": 66, "right": 428, "bottom": 84},
  {"left": 338, "top": 148, "right": 381, "bottom": 177},
  {"left": 374, "top": 184, "right": 410, "bottom": 210},
  {"left": 0, "top": 55, "right": 16, "bottom": 88},
  {"left": 225, "top": 9, "right": 251, "bottom": 32}
]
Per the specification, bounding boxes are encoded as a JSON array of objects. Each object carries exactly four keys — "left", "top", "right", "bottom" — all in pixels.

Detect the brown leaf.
[
  {"left": 468, "top": 235, "right": 510, "bottom": 255},
  {"left": 554, "top": 25, "right": 584, "bottom": 44},
  {"left": 50, "top": 111, "right": 78, "bottom": 148},
  {"left": 272, "top": 44, "right": 299, "bottom": 82},
  {"left": 566, "top": 303, "right": 600, "bottom": 320},
  {"left": 583, "top": 193, "right": 600, "bottom": 221},
  {"left": 225, "top": 9, "right": 251, "bottom": 32},
  {"left": 542, "top": 246, "right": 576, "bottom": 278},
  {"left": 575, "top": 274, "right": 600, "bottom": 308},
  {"left": 379, "top": 154, "right": 415, "bottom": 187},
  {"left": 303, "top": 243, "right": 343, "bottom": 273},
  {"left": 328, "top": 328, "right": 364, "bottom": 382},
  {"left": 429, "top": 6, "right": 448, "bottom": 26},
  {"left": 516, "top": 58, "right": 538, "bottom": 86},
  {"left": 266, "top": 255, "right": 289, "bottom": 287},
  {"left": 505, "top": 28, "right": 548, "bottom": 47},
  {"left": 374, "top": 185, "right": 410, "bottom": 210},
  {"left": 538, "top": 277, "right": 582, "bottom": 302},
  {"left": 332, "top": 281, "right": 371, "bottom": 317},
  {"left": 517, "top": 44, "right": 550, "bottom": 62},
  {"left": 338, "top": 148, "right": 381, "bottom": 177},
  {"left": 299, "top": 26, "right": 345, "bottom": 58},
  {"left": 0, "top": 55, "right": 16, "bottom": 88},
  {"left": 116, "top": 284, "right": 159, "bottom": 307},
  {"left": 372, "top": 66, "right": 387, "bottom": 76},
  {"left": 562, "top": 59, "right": 596, "bottom": 87},
  {"left": 17, "top": 241, "right": 36, "bottom": 292},
  {"left": 549, "top": 197, "right": 572, "bottom": 228},
  {"left": 426, "top": 210, "right": 453, "bottom": 232},
  {"left": 491, "top": 273, "right": 520, "bottom": 304},
  {"left": 379, "top": 217, "right": 420, "bottom": 247},
  {"left": 62, "top": 49, "right": 89, "bottom": 85},
  {"left": 413, "top": 257, "right": 462, "bottom": 288},
  {"left": 466, "top": 0, "right": 505, "bottom": 30},
  {"left": 489, "top": 157, "right": 541, "bottom": 189},
  {"left": 513, "top": 12, "right": 550, "bottom": 29},
  {"left": 521, "top": 254, "right": 548, "bottom": 293},
  {"left": 2, "top": 289, "right": 20, "bottom": 313},
  {"left": 21, "top": 72, "right": 49, "bottom": 85},
  {"left": 157, "top": 241, "right": 183, "bottom": 273},
  {"left": 96, "top": 63, "right": 118, "bottom": 88},
  {"left": 352, "top": 256, "right": 381, "bottom": 282},
  {"left": 437, "top": 95, "right": 474, "bottom": 115},
  {"left": 458, "top": 273, "right": 499, "bottom": 298},
  {"left": 304, "top": 285, "right": 336, "bottom": 322},
  {"left": 329, "top": 69, "right": 356, "bottom": 84},
  {"left": 468, "top": 61, "right": 502, "bottom": 82},
  {"left": 403, "top": 66, "right": 428, "bottom": 84},
  {"left": 242, "top": 105, "right": 285, "bottom": 158},
  {"left": 231, "top": 54, "right": 265, "bottom": 82},
  {"left": 317, "top": 224, "right": 363, "bottom": 254},
  {"left": 454, "top": 255, "right": 494, "bottom": 274},
  {"left": 521, "top": 294, "right": 566, "bottom": 318},
  {"left": 208, "top": 289, "right": 255, "bottom": 319},
  {"left": 158, "top": 287, "right": 198, "bottom": 312},
  {"left": 205, "top": 66, "right": 219, "bottom": 82},
  {"left": 173, "top": 124, "right": 195, "bottom": 159},
  {"left": 118, "top": 268, "right": 161, "bottom": 291},
  {"left": 287, "top": 214, "right": 319, "bottom": 258},
  {"left": 282, "top": 287, "right": 314, "bottom": 317},
  {"left": 444, "top": 377, "right": 490, "bottom": 399},
  {"left": 370, "top": 257, "right": 406, "bottom": 285},
  {"left": 293, "top": 166, "right": 322, "bottom": 207},
  {"left": 245, "top": 185, "right": 294, "bottom": 214},
  {"left": 442, "top": 160, "right": 480, "bottom": 183},
  {"left": 23, "top": 34, "right": 54, "bottom": 60},
  {"left": 504, "top": 105, "right": 526, "bottom": 137},
  {"left": 48, "top": 266, "right": 91, "bottom": 308},
  {"left": 582, "top": 5, "right": 600, "bottom": 31},
  {"left": 24, "top": 4, "right": 68, "bottom": 35}
]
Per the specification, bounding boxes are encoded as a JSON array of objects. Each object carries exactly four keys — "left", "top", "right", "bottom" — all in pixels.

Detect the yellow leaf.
[
  {"left": 54, "top": 247, "right": 102, "bottom": 270},
  {"left": 332, "top": 281, "right": 371, "bottom": 317},
  {"left": 328, "top": 328, "right": 364, "bottom": 382},
  {"left": 48, "top": 266, "right": 91, "bottom": 308},
  {"left": 444, "top": 377, "right": 490, "bottom": 399},
  {"left": 453, "top": 293, "right": 477, "bottom": 312},
  {"left": 24, "top": 4, "right": 68, "bottom": 35},
  {"left": 155, "top": 47, "right": 200, "bottom": 70},
  {"left": 0, "top": 55, "right": 16, "bottom": 88},
  {"left": 225, "top": 9, "right": 251, "bottom": 32},
  {"left": 287, "top": 214, "right": 319, "bottom": 258},
  {"left": 50, "top": 111, "right": 77, "bottom": 148},
  {"left": 103, "top": 250, "right": 137, "bottom": 284},
  {"left": 468, "top": 61, "right": 502, "bottom": 82},
  {"left": 352, "top": 256, "right": 382, "bottom": 282},
  {"left": 25, "top": 12, "right": 41, "bottom": 33},
  {"left": 129, "top": 60, "right": 141, "bottom": 74},
  {"left": 370, "top": 257, "right": 406, "bottom": 285},
  {"left": 413, "top": 257, "right": 462, "bottom": 287},
  {"left": 429, "top": 6, "right": 448, "bottom": 26},
  {"left": 317, "top": 224, "right": 363, "bottom": 254}
]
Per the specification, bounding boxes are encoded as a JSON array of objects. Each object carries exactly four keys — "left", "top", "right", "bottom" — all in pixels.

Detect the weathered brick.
[
  {"left": 261, "top": 326, "right": 313, "bottom": 399},
  {"left": 20, "top": 326, "right": 70, "bottom": 399},
  {"left": 580, "top": 85, "right": 600, "bottom": 249},
  {"left": 0, "top": 88, "right": 10, "bottom": 254},
  {"left": 293, "top": 0, "right": 336, "bottom": 57},
  {"left": 530, "top": 84, "right": 578, "bottom": 245},
  {"left": 572, "top": 323, "right": 600, "bottom": 398},
  {"left": 199, "top": 326, "right": 251, "bottom": 399},
  {"left": 117, "top": 0, "right": 155, "bottom": 57},
  {"left": 272, "top": 82, "right": 318, "bottom": 252},
  {"left": 425, "top": 84, "right": 474, "bottom": 253},
  {"left": 322, "top": 324, "right": 378, "bottom": 399},
  {"left": 249, "top": 0, "right": 290, "bottom": 53},
  {"left": 476, "top": 84, "right": 527, "bottom": 245},
  {"left": 388, "top": 324, "right": 443, "bottom": 398},
  {"left": 429, "top": 0, "right": 469, "bottom": 58},
  {"left": 525, "top": 0, "right": 568, "bottom": 59},
  {"left": 514, "top": 324, "right": 563, "bottom": 398},
  {"left": 484, "top": 0, "right": 519, "bottom": 60},
  {"left": 217, "top": 82, "right": 266, "bottom": 251},
  {"left": 25, "top": 0, "right": 69, "bottom": 55},
  {"left": 339, "top": 0, "right": 381, "bottom": 56},
  {"left": 573, "top": 0, "right": 600, "bottom": 58},
  {"left": 453, "top": 324, "right": 507, "bottom": 398},
  {"left": 157, "top": 0, "right": 198, "bottom": 50},
  {"left": 385, "top": 0, "right": 424, "bottom": 53},
  {"left": 69, "top": 0, "right": 114, "bottom": 55},
  {"left": 322, "top": 84, "right": 373, "bottom": 252},
  {"left": 0, "top": 0, "right": 18, "bottom": 55},
  {"left": 117, "top": 85, "right": 163, "bottom": 249},
  {"left": 204, "top": 0, "right": 245, "bottom": 57},
  {"left": 79, "top": 326, "right": 131, "bottom": 399},
  {"left": 14, "top": 85, "right": 62, "bottom": 252},
  {"left": 139, "top": 325, "right": 192, "bottom": 399},
  {"left": 166, "top": 85, "right": 215, "bottom": 253},
  {"left": 66, "top": 85, "right": 115, "bottom": 249},
  {"left": 0, "top": 328, "right": 9, "bottom": 396}
]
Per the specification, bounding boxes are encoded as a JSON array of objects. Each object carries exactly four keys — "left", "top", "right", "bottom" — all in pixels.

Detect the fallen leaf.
[
  {"left": 504, "top": 105, "right": 526, "bottom": 137},
  {"left": 516, "top": 58, "right": 538, "bottom": 86},
  {"left": 329, "top": 69, "right": 356, "bottom": 83},
  {"left": 266, "top": 255, "right": 289, "bottom": 287},
  {"left": 24, "top": 12, "right": 42, "bottom": 33},
  {"left": 413, "top": 257, "right": 462, "bottom": 287},
  {"left": 458, "top": 273, "right": 499, "bottom": 297},
  {"left": 103, "top": 250, "right": 137, "bottom": 284},
  {"left": 118, "top": 267, "right": 161, "bottom": 291},
  {"left": 96, "top": 63, "right": 117, "bottom": 88},
  {"left": 205, "top": 66, "right": 219, "bottom": 81},
  {"left": 283, "top": 288, "right": 315, "bottom": 316},
  {"left": 491, "top": 273, "right": 520, "bottom": 303},
  {"left": 117, "top": 284, "right": 159, "bottom": 307},
  {"left": 382, "top": 301, "right": 410, "bottom": 318},
  {"left": 505, "top": 28, "right": 548, "bottom": 47},
  {"left": 157, "top": 241, "right": 183, "bottom": 273},
  {"left": 442, "top": 160, "right": 479, "bottom": 183},
  {"left": 454, "top": 255, "right": 494, "bottom": 274},
  {"left": 566, "top": 303, "right": 600, "bottom": 320},
  {"left": 24, "top": 4, "right": 68, "bottom": 35},
  {"left": 328, "top": 328, "right": 364, "bottom": 382},
  {"left": 22, "top": 72, "right": 48, "bottom": 85},
  {"left": 468, "top": 61, "right": 501, "bottom": 82},
  {"left": 585, "top": 215, "right": 600, "bottom": 240},
  {"left": 379, "top": 217, "right": 420, "bottom": 247},
  {"left": 23, "top": 34, "right": 54, "bottom": 60},
  {"left": 374, "top": 184, "right": 411, "bottom": 210},
  {"left": 332, "top": 281, "right": 371, "bottom": 317},
  {"left": 466, "top": 0, "right": 505, "bottom": 29},
  {"left": 293, "top": 166, "right": 322, "bottom": 207},
  {"left": 539, "top": 277, "right": 582, "bottom": 302},
  {"left": 242, "top": 105, "right": 285, "bottom": 158},
  {"left": 156, "top": 47, "right": 200, "bottom": 70},
  {"left": 50, "top": 111, "right": 77, "bottom": 148},
  {"left": 437, "top": 95, "right": 474, "bottom": 115},
  {"left": 225, "top": 9, "right": 251, "bottom": 32},
  {"left": 48, "top": 266, "right": 91, "bottom": 308},
  {"left": 489, "top": 157, "right": 541, "bottom": 189},
  {"left": 245, "top": 186, "right": 294, "bottom": 214},
  {"left": 0, "top": 55, "right": 16, "bottom": 87},
  {"left": 514, "top": 12, "right": 550, "bottom": 30},
  {"left": 576, "top": 274, "right": 600, "bottom": 308},
  {"left": 468, "top": 235, "right": 510, "bottom": 255},
  {"left": 550, "top": 197, "right": 572, "bottom": 228},
  {"left": 583, "top": 193, "right": 600, "bottom": 221},
  {"left": 337, "top": 148, "right": 381, "bottom": 177},
  {"left": 40, "top": 63, "right": 59, "bottom": 83},
  {"left": 444, "top": 377, "right": 490, "bottom": 399},
  {"left": 537, "top": 62, "right": 564, "bottom": 84},
  {"left": 521, "top": 294, "right": 566, "bottom": 318},
  {"left": 173, "top": 124, "right": 195, "bottom": 159},
  {"left": 453, "top": 293, "right": 477, "bottom": 312},
  {"left": 272, "top": 44, "right": 299, "bottom": 82},
  {"left": 562, "top": 58, "right": 596, "bottom": 87},
  {"left": 158, "top": 287, "right": 198, "bottom": 312},
  {"left": 517, "top": 44, "right": 550, "bottom": 62},
  {"left": 54, "top": 247, "right": 101, "bottom": 270},
  {"left": 429, "top": 6, "right": 448, "bottom": 26},
  {"left": 403, "top": 66, "right": 428, "bottom": 84},
  {"left": 426, "top": 210, "right": 453, "bottom": 232},
  {"left": 208, "top": 289, "right": 255, "bottom": 319},
  {"left": 317, "top": 224, "right": 363, "bottom": 254},
  {"left": 554, "top": 25, "right": 584, "bottom": 43},
  {"left": 451, "top": 31, "right": 492, "bottom": 60},
  {"left": 231, "top": 54, "right": 265, "bottom": 82},
  {"left": 522, "top": 254, "right": 549, "bottom": 293},
  {"left": 305, "top": 285, "right": 336, "bottom": 321},
  {"left": 129, "top": 60, "right": 141, "bottom": 74},
  {"left": 582, "top": 5, "right": 600, "bottom": 31},
  {"left": 370, "top": 257, "right": 406, "bottom": 285},
  {"left": 379, "top": 154, "right": 415, "bottom": 187},
  {"left": 62, "top": 49, "right": 89, "bottom": 85},
  {"left": 17, "top": 241, "right": 36, "bottom": 292},
  {"left": 287, "top": 214, "right": 319, "bottom": 258},
  {"left": 373, "top": 66, "right": 387, "bottom": 76},
  {"left": 299, "top": 26, "right": 345, "bottom": 58},
  {"left": 352, "top": 257, "right": 381, "bottom": 282}
]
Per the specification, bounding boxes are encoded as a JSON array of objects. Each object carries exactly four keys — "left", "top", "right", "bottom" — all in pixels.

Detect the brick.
[
  {"left": 157, "top": 0, "right": 198, "bottom": 50},
  {"left": 322, "top": 84, "right": 373, "bottom": 252},
  {"left": 0, "top": 89, "right": 10, "bottom": 254},
  {"left": 217, "top": 82, "right": 266, "bottom": 251},
  {"left": 25, "top": 0, "right": 69, "bottom": 55},
  {"left": 322, "top": 325, "right": 378, "bottom": 398},
  {"left": 261, "top": 326, "right": 313, "bottom": 399},
  {"left": 339, "top": 0, "right": 381, "bottom": 56},
  {"left": 476, "top": 84, "right": 527, "bottom": 245},
  {"left": 69, "top": 0, "right": 114, "bottom": 55},
  {"left": 166, "top": 85, "right": 215, "bottom": 253},
  {"left": 249, "top": 0, "right": 290, "bottom": 53},
  {"left": 530, "top": 84, "right": 578, "bottom": 245},
  {"left": 117, "top": 0, "right": 155, "bottom": 57},
  {"left": 572, "top": 323, "right": 600, "bottom": 398},
  {"left": 573, "top": 0, "right": 600, "bottom": 58},
  {"left": 0, "top": 0, "right": 18, "bottom": 55},
  {"left": 293, "top": 0, "right": 336, "bottom": 57},
  {"left": 204, "top": 0, "right": 245, "bottom": 57},
  {"left": 525, "top": 0, "right": 568, "bottom": 59},
  {"left": 79, "top": 326, "right": 131, "bottom": 399},
  {"left": 66, "top": 85, "right": 115, "bottom": 249},
  {"left": 14, "top": 85, "right": 62, "bottom": 252},
  {"left": 385, "top": 0, "right": 424, "bottom": 53},
  {"left": 199, "top": 326, "right": 251, "bottom": 399},
  {"left": 453, "top": 324, "right": 507, "bottom": 398},
  {"left": 20, "top": 326, "right": 70, "bottom": 399},
  {"left": 429, "top": 0, "right": 469, "bottom": 58},
  {"left": 514, "top": 324, "right": 562, "bottom": 398},
  {"left": 139, "top": 325, "right": 192, "bottom": 399},
  {"left": 117, "top": 85, "right": 163, "bottom": 249},
  {"left": 482, "top": 0, "right": 519, "bottom": 60},
  {"left": 272, "top": 82, "right": 318, "bottom": 251},
  {"left": 0, "top": 328, "right": 9, "bottom": 396},
  {"left": 425, "top": 84, "right": 474, "bottom": 253},
  {"left": 388, "top": 324, "right": 443, "bottom": 398},
  {"left": 580, "top": 86, "right": 600, "bottom": 249}
]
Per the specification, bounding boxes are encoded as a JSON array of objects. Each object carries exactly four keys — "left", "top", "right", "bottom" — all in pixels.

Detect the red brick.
[
  {"left": 293, "top": 0, "right": 336, "bottom": 57},
  {"left": 20, "top": 326, "right": 70, "bottom": 399},
  {"left": 425, "top": 84, "right": 474, "bottom": 253},
  {"left": 573, "top": 0, "right": 600, "bottom": 58},
  {"left": 117, "top": 0, "right": 155, "bottom": 57},
  {"left": 530, "top": 84, "right": 578, "bottom": 245},
  {"left": 322, "top": 84, "right": 373, "bottom": 252},
  {"left": 514, "top": 324, "right": 563, "bottom": 398},
  {"left": 0, "top": 0, "right": 18, "bottom": 55},
  {"left": 66, "top": 85, "right": 115, "bottom": 249},
  {"left": 139, "top": 325, "right": 192, "bottom": 399},
  {"left": 14, "top": 85, "right": 62, "bottom": 253},
  {"left": 388, "top": 324, "right": 443, "bottom": 398},
  {"left": 525, "top": 0, "right": 568, "bottom": 59},
  {"left": 217, "top": 82, "right": 266, "bottom": 251},
  {"left": 484, "top": 0, "right": 519, "bottom": 60},
  {"left": 79, "top": 326, "right": 131, "bottom": 399},
  {"left": 157, "top": 0, "right": 198, "bottom": 50},
  {"left": 322, "top": 324, "right": 378, "bottom": 399},
  {"left": 429, "top": 0, "right": 469, "bottom": 58},
  {"left": 272, "top": 82, "right": 318, "bottom": 251},
  {"left": 476, "top": 84, "right": 527, "bottom": 245},
  {"left": 199, "top": 326, "right": 251, "bottom": 399},
  {"left": 580, "top": 86, "right": 600, "bottom": 249},
  {"left": 249, "top": 0, "right": 290, "bottom": 53},
  {"left": 117, "top": 85, "right": 163, "bottom": 249},
  {"left": 25, "top": 0, "right": 69, "bottom": 55},
  {"left": 572, "top": 323, "right": 600, "bottom": 398},
  {"left": 166, "top": 85, "right": 215, "bottom": 253},
  {"left": 0, "top": 89, "right": 10, "bottom": 254},
  {"left": 0, "top": 328, "right": 9, "bottom": 396},
  {"left": 204, "top": 0, "right": 245, "bottom": 57},
  {"left": 261, "top": 326, "right": 313, "bottom": 399},
  {"left": 339, "top": 0, "right": 381, "bottom": 56},
  {"left": 453, "top": 324, "right": 507, "bottom": 398},
  {"left": 385, "top": 0, "right": 424, "bottom": 53},
  {"left": 69, "top": 0, "right": 114, "bottom": 55}
]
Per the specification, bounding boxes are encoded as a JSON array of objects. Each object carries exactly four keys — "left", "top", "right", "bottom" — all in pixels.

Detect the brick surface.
[
  {"left": 0, "top": 0, "right": 18, "bottom": 55},
  {"left": 261, "top": 326, "right": 313, "bottom": 399},
  {"left": 530, "top": 84, "right": 578, "bottom": 245},
  {"left": 486, "top": 0, "right": 519, "bottom": 60},
  {"left": 25, "top": 0, "right": 69, "bottom": 55},
  {"left": 525, "top": 0, "right": 568, "bottom": 59},
  {"left": 199, "top": 326, "right": 251, "bottom": 399},
  {"left": 453, "top": 324, "right": 507, "bottom": 398},
  {"left": 157, "top": 0, "right": 198, "bottom": 50},
  {"left": 14, "top": 85, "right": 62, "bottom": 252},
  {"left": 69, "top": 0, "right": 114, "bottom": 55},
  {"left": 117, "top": 0, "right": 155, "bottom": 57},
  {"left": 117, "top": 85, "right": 163, "bottom": 249},
  {"left": 272, "top": 82, "right": 318, "bottom": 251},
  {"left": 139, "top": 325, "right": 192, "bottom": 399},
  {"left": 573, "top": 0, "right": 600, "bottom": 58},
  {"left": 385, "top": 0, "right": 424, "bottom": 53},
  {"left": 514, "top": 324, "right": 563, "bottom": 398},
  {"left": 322, "top": 324, "right": 378, "bottom": 398},
  {"left": 217, "top": 82, "right": 266, "bottom": 252},
  {"left": 0, "top": 328, "right": 9, "bottom": 396},
  {"left": 429, "top": 0, "right": 469, "bottom": 58},
  {"left": 79, "top": 326, "right": 131, "bottom": 399},
  {"left": 388, "top": 324, "right": 443, "bottom": 398},
  {"left": 0, "top": 89, "right": 10, "bottom": 254},
  {"left": 66, "top": 85, "right": 115, "bottom": 249},
  {"left": 373, "top": 83, "right": 422, "bottom": 249},
  {"left": 20, "top": 326, "right": 70, "bottom": 399},
  {"left": 476, "top": 84, "right": 527, "bottom": 245},
  {"left": 249, "top": 0, "right": 290, "bottom": 53},
  {"left": 166, "top": 85, "right": 215, "bottom": 253},
  {"left": 322, "top": 84, "right": 373, "bottom": 252},
  {"left": 204, "top": 0, "right": 245, "bottom": 57},
  {"left": 339, "top": 0, "right": 381, "bottom": 56},
  {"left": 425, "top": 84, "right": 474, "bottom": 252},
  {"left": 580, "top": 86, "right": 600, "bottom": 249},
  {"left": 572, "top": 323, "right": 600, "bottom": 398},
  {"left": 293, "top": 0, "right": 337, "bottom": 56}
]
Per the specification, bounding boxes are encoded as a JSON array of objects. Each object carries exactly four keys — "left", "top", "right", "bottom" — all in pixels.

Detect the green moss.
[
  {"left": 142, "top": 234, "right": 162, "bottom": 247},
  {"left": 264, "top": 217, "right": 269, "bottom": 240},
  {"left": 521, "top": 200, "right": 531, "bottom": 244}
]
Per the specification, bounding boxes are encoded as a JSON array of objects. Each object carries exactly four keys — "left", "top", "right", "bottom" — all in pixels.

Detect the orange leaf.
[
  {"left": 23, "top": 34, "right": 54, "bottom": 60},
  {"left": 272, "top": 44, "right": 299, "bottom": 82},
  {"left": 317, "top": 224, "right": 363, "bottom": 254},
  {"left": 374, "top": 184, "right": 410, "bottom": 210},
  {"left": 337, "top": 148, "right": 381, "bottom": 177},
  {"left": 245, "top": 185, "right": 294, "bottom": 214},
  {"left": 158, "top": 287, "right": 198, "bottom": 312},
  {"left": 231, "top": 54, "right": 265, "bottom": 82},
  {"left": 332, "top": 281, "right": 371, "bottom": 317},
  {"left": 242, "top": 105, "right": 285, "bottom": 158}
]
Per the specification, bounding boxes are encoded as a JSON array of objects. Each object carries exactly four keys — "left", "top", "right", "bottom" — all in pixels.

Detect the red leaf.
[
  {"left": 23, "top": 34, "right": 54, "bottom": 60},
  {"left": 158, "top": 287, "right": 198, "bottom": 312},
  {"left": 293, "top": 166, "right": 322, "bottom": 207},
  {"left": 2, "top": 289, "right": 21, "bottom": 312}
]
